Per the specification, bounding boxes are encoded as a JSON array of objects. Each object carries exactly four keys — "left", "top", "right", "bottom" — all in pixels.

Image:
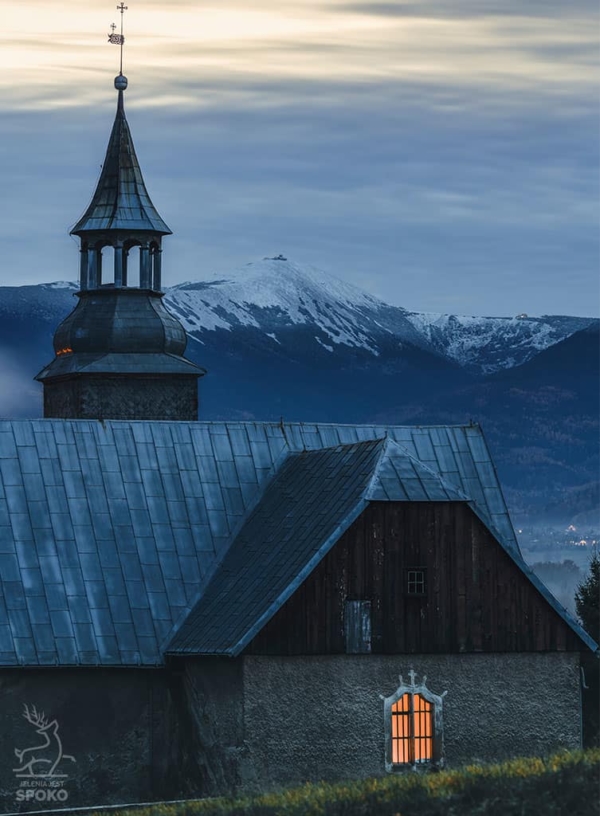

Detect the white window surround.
[{"left": 381, "top": 670, "right": 447, "bottom": 772}]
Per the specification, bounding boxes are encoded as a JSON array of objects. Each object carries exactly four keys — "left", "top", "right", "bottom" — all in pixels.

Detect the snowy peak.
[
  {"left": 406, "top": 311, "right": 597, "bottom": 373},
  {"left": 41, "top": 281, "right": 78, "bottom": 291},
  {"left": 165, "top": 257, "right": 418, "bottom": 356},
  {"left": 164, "top": 257, "right": 596, "bottom": 372},
  {"left": 7, "top": 258, "right": 596, "bottom": 375},
  {"left": 174, "top": 257, "right": 385, "bottom": 313}
]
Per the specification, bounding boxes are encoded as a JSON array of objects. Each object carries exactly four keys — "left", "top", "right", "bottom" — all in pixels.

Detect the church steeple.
[
  {"left": 71, "top": 73, "right": 171, "bottom": 291},
  {"left": 35, "top": 62, "right": 205, "bottom": 421}
]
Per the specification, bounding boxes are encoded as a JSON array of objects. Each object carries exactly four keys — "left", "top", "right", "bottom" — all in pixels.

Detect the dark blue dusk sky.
[{"left": 1, "top": 0, "right": 598, "bottom": 316}]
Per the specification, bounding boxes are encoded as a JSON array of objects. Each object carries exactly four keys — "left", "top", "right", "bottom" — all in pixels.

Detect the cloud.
[
  {"left": 0, "top": 0, "right": 597, "bottom": 318},
  {"left": 2, "top": 0, "right": 597, "bottom": 111},
  {"left": 335, "top": 1, "right": 599, "bottom": 19},
  {"left": 3, "top": 65, "right": 596, "bottom": 316}
]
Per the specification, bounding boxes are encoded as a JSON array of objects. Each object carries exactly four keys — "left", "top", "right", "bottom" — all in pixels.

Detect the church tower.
[{"left": 36, "top": 69, "right": 205, "bottom": 420}]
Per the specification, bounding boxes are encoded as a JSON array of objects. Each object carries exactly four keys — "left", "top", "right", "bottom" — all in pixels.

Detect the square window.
[{"left": 406, "top": 568, "right": 427, "bottom": 596}]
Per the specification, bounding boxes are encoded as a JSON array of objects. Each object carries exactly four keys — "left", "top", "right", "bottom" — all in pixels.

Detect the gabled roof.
[
  {"left": 70, "top": 91, "right": 171, "bottom": 236},
  {"left": 366, "top": 439, "right": 469, "bottom": 503},
  {"left": 167, "top": 438, "right": 597, "bottom": 656},
  {"left": 0, "top": 420, "right": 594, "bottom": 666},
  {"left": 167, "top": 440, "right": 385, "bottom": 656}
]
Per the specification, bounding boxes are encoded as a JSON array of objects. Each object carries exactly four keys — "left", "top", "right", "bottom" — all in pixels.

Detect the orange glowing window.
[{"left": 391, "top": 692, "right": 433, "bottom": 764}]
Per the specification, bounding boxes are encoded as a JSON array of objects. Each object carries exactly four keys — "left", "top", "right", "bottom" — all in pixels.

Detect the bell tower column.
[
  {"left": 153, "top": 246, "right": 162, "bottom": 291},
  {"left": 140, "top": 242, "right": 151, "bottom": 289},
  {"left": 79, "top": 244, "right": 89, "bottom": 290},
  {"left": 114, "top": 241, "right": 124, "bottom": 287}
]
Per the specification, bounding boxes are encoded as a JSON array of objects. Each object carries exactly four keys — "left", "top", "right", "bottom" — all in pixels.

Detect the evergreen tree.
[{"left": 575, "top": 552, "right": 600, "bottom": 642}]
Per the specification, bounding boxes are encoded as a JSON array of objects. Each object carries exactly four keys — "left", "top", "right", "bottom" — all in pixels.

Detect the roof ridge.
[
  {"left": 364, "top": 436, "right": 469, "bottom": 503},
  {"left": 363, "top": 435, "right": 393, "bottom": 500},
  {"left": 388, "top": 438, "right": 471, "bottom": 500}
]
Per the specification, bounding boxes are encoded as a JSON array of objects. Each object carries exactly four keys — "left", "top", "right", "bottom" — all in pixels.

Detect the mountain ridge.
[
  {"left": 5, "top": 258, "right": 595, "bottom": 375},
  {"left": 0, "top": 257, "right": 597, "bottom": 523}
]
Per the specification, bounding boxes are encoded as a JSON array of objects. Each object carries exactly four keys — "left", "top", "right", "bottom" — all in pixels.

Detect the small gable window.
[
  {"left": 382, "top": 671, "right": 446, "bottom": 771},
  {"left": 406, "top": 568, "right": 427, "bottom": 596}
]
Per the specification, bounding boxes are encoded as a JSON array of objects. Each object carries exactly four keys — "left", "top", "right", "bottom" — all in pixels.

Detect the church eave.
[{"left": 35, "top": 352, "right": 206, "bottom": 381}]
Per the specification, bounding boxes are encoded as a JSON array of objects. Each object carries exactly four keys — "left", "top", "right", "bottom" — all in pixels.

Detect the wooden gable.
[{"left": 245, "top": 501, "right": 583, "bottom": 655}]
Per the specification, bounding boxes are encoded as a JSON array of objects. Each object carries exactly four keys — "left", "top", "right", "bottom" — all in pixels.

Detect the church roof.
[
  {"left": 167, "top": 439, "right": 468, "bottom": 656},
  {"left": 70, "top": 90, "right": 171, "bottom": 236},
  {"left": 0, "top": 420, "right": 594, "bottom": 666},
  {"left": 167, "top": 437, "right": 597, "bottom": 656}
]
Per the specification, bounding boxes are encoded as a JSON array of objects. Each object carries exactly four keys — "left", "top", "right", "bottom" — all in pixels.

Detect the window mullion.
[{"left": 409, "top": 693, "right": 415, "bottom": 765}]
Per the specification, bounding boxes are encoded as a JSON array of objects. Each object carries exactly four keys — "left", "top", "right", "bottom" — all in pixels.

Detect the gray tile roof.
[
  {"left": 167, "top": 437, "right": 597, "bottom": 656},
  {"left": 0, "top": 420, "right": 594, "bottom": 666},
  {"left": 167, "top": 438, "right": 458, "bottom": 655},
  {"left": 70, "top": 91, "right": 171, "bottom": 236}
]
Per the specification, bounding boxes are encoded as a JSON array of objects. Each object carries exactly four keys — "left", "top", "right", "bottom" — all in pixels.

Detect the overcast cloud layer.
[{"left": 0, "top": 0, "right": 598, "bottom": 316}]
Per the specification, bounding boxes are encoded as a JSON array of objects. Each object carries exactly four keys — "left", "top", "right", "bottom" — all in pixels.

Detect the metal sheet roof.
[
  {"left": 70, "top": 91, "right": 171, "bottom": 236},
  {"left": 0, "top": 420, "right": 594, "bottom": 666},
  {"left": 168, "top": 440, "right": 385, "bottom": 655},
  {"left": 167, "top": 436, "right": 597, "bottom": 656}
]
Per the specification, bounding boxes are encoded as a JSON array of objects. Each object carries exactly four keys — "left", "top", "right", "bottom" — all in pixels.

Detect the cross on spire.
[
  {"left": 117, "top": 4, "right": 127, "bottom": 75},
  {"left": 108, "top": 3, "right": 128, "bottom": 76}
]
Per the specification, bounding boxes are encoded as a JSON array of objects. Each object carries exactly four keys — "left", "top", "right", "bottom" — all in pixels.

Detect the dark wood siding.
[{"left": 245, "top": 502, "right": 582, "bottom": 655}]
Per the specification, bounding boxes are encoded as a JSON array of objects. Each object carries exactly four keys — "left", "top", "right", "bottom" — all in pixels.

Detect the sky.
[{"left": 0, "top": 0, "right": 598, "bottom": 317}]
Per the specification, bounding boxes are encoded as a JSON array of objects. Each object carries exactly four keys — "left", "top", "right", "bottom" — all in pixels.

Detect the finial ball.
[{"left": 114, "top": 74, "right": 128, "bottom": 91}]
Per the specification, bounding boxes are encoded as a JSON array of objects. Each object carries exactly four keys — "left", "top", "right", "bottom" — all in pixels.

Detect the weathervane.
[{"left": 108, "top": 3, "right": 128, "bottom": 76}]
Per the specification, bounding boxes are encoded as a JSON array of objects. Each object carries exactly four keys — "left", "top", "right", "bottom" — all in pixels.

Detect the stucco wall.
[
  {"left": 0, "top": 654, "right": 583, "bottom": 810},
  {"left": 241, "top": 653, "right": 582, "bottom": 789},
  {"left": 178, "top": 658, "right": 245, "bottom": 797},
  {"left": 0, "top": 668, "right": 183, "bottom": 813}
]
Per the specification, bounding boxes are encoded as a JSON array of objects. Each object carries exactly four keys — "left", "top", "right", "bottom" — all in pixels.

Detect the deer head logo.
[{"left": 13, "top": 705, "right": 76, "bottom": 778}]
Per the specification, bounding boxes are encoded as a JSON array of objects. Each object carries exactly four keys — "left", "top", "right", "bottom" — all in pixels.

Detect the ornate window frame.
[{"left": 382, "top": 670, "right": 447, "bottom": 771}]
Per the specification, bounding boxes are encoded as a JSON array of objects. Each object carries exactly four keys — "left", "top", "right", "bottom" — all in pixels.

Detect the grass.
[{"left": 91, "top": 749, "right": 600, "bottom": 816}]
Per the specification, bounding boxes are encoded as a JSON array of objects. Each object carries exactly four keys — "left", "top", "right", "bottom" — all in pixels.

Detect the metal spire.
[
  {"left": 72, "top": 2, "right": 171, "bottom": 237},
  {"left": 108, "top": 3, "right": 128, "bottom": 76}
]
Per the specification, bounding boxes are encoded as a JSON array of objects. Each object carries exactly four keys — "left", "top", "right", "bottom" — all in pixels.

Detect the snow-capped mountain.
[
  {"left": 164, "top": 257, "right": 427, "bottom": 358},
  {"left": 405, "top": 311, "right": 595, "bottom": 373},
  {"left": 159, "top": 257, "right": 595, "bottom": 374},
  {"left": 4, "top": 258, "right": 593, "bottom": 376},
  {"left": 0, "top": 257, "right": 597, "bottom": 521}
]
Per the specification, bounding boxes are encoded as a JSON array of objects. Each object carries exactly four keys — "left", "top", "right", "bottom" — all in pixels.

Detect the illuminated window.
[
  {"left": 382, "top": 671, "right": 446, "bottom": 770},
  {"left": 406, "top": 568, "right": 427, "bottom": 595},
  {"left": 391, "top": 692, "right": 432, "bottom": 764}
]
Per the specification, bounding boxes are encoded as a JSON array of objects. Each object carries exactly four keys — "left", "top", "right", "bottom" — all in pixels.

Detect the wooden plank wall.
[{"left": 245, "top": 502, "right": 582, "bottom": 655}]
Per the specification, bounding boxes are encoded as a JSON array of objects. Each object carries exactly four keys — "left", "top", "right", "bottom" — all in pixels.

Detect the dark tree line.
[
  {"left": 576, "top": 553, "right": 600, "bottom": 642},
  {"left": 576, "top": 553, "right": 599, "bottom": 748}
]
